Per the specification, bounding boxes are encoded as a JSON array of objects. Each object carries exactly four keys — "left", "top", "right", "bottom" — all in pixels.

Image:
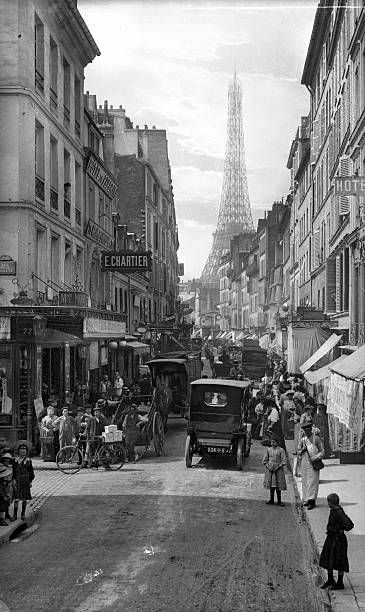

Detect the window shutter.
[
  {"left": 313, "top": 230, "right": 320, "bottom": 268},
  {"left": 338, "top": 156, "right": 352, "bottom": 215},
  {"left": 335, "top": 255, "right": 341, "bottom": 312},
  {"left": 326, "top": 258, "right": 336, "bottom": 312}
]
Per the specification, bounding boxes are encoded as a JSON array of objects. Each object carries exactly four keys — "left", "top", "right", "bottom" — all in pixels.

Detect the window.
[
  {"left": 63, "top": 57, "right": 70, "bottom": 128},
  {"left": 75, "top": 161, "right": 81, "bottom": 226},
  {"left": 35, "top": 227, "right": 46, "bottom": 292},
  {"left": 74, "top": 75, "right": 81, "bottom": 137},
  {"left": 51, "top": 235, "right": 60, "bottom": 285},
  {"left": 154, "top": 221, "right": 159, "bottom": 250},
  {"left": 50, "top": 136, "right": 58, "bottom": 211},
  {"left": 64, "top": 149, "right": 71, "bottom": 219},
  {"left": 76, "top": 247, "right": 83, "bottom": 287},
  {"left": 153, "top": 183, "right": 158, "bottom": 206},
  {"left": 35, "top": 120, "right": 44, "bottom": 201},
  {"left": 49, "top": 36, "right": 58, "bottom": 111},
  {"left": 34, "top": 14, "right": 44, "bottom": 92},
  {"left": 64, "top": 241, "right": 72, "bottom": 286}
]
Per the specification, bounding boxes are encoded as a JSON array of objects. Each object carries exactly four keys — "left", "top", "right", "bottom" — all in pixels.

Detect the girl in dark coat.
[
  {"left": 319, "top": 493, "right": 354, "bottom": 590},
  {"left": 11, "top": 443, "right": 35, "bottom": 521}
]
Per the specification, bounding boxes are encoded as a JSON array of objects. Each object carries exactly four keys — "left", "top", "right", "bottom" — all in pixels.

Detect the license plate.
[{"left": 206, "top": 447, "right": 230, "bottom": 454}]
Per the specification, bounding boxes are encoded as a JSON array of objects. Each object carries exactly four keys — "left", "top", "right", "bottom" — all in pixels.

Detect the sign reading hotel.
[
  {"left": 101, "top": 251, "right": 152, "bottom": 273},
  {"left": 334, "top": 177, "right": 365, "bottom": 196},
  {"left": 85, "top": 219, "right": 113, "bottom": 249},
  {"left": 85, "top": 153, "right": 118, "bottom": 199}
]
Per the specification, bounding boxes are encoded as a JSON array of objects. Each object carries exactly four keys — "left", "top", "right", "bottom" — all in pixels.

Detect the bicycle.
[{"left": 56, "top": 435, "right": 126, "bottom": 475}]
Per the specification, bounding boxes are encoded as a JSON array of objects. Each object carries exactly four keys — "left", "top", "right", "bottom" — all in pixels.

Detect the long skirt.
[
  {"left": 319, "top": 533, "right": 349, "bottom": 572},
  {"left": 263, "top": 466, "right": 287, "bottom": 490},
  {"left": 300, "top": 452, "right": 320, "bottom": 502}
]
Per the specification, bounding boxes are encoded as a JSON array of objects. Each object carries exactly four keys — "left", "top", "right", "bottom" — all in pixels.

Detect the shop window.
[{"left": 0, "top": 346, "right": 13, "bottom": 423}]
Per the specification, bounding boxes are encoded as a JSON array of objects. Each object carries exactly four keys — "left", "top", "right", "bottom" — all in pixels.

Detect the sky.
[{"left": 78, "top": 0, "right": 318, "bottom": 280}]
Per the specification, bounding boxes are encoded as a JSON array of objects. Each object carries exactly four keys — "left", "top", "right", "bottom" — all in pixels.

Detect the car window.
[{"left": 204, "top": 391, "right": 228, "bottom": 407}]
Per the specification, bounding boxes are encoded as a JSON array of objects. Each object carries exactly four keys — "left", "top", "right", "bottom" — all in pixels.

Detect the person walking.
[
  {"left": 11, "top": 441, "right": 34, "bottom": 522},
  {"left": 319, "top": 493, "right": 354, "bottom": 590},
  {"left": 263, "top": 435, "right": 287, "bottom": 506},
  {"left": 297, "top": 418, "right": 324, "bottom": 510},
  {"left": 122, "top": 404, "right": 146, "bottom": 462}
]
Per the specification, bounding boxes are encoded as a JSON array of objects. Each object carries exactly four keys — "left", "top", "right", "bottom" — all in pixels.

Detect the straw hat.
[
  {"left": 14, "top": 439, "right": 32, "bottom": 454},
  {"left": 0, "top": 464, "right": 12, "bottom": 478}
]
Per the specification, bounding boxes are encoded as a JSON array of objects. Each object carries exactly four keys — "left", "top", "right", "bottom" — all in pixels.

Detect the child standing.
[
  {"left": 11, "top": 441, "right": 34, "bottom": 522},
  {"left": 0, "top": 463, "right": 13, "bottom": 526},
  {"left": 319, "top": 493, "right": 354, "bottom": 590},
  {"left": 263, "top": 435, "right": 287, "bottom": 506},
  {"left": 0, "top": 453, "right": 14, "bottom": 520}
]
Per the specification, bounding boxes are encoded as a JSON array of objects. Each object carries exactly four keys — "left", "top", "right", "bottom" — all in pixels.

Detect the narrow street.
[{"left": 0, "top": 419, "right": 324, "bottom": 612}]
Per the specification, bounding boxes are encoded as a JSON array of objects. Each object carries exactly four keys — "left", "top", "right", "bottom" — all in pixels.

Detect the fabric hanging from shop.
[
  {"left": 304, "top": 355, "right": 348, "bottom": 403},
  {"left": 89, "top": 341, "right": 98, "bottom": 370},
  {"left": 287, "top": 325, "right": 331, "bottom": 373},
  {"left": 327, "top": 371, "right": 364, "bottom": 453},
  {"left": 299, "top": 333, "right": 342, "bottom": 374}
]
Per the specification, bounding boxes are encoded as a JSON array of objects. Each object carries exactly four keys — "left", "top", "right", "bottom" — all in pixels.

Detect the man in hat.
[
  {"left": 84, "top": 405, "right": 109, "bottom": 467},
  {"left": 229, "top": 361, "right": 244, "bottom": 380},
  {"left": 94, "top": 397, "right": 120, "bottom": 423}
]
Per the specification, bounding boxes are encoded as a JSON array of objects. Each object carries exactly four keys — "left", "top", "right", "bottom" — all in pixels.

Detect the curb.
[
  {"left": 285, "top": 448, "right": 360, "bottom": 612},
  {"left": 0, "top": 506, "right": 37, "bottom": 546},
  {"left": 285, "top": 449, "right": 332, "bottom": 612}
]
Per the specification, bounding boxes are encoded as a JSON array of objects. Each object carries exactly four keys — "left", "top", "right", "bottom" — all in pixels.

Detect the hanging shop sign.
[
  {"left": 0, "top": 255, "right": 16, "bottom": 276},
  {"left": 59, "top": 291, "right": 88, "bottom": 307},
  {"left": 85, "top": 152, "right": 118, "bottom": 199},
  {"left": 101, "top": 251, "right": 152, "bottom": 273},
  {"left": 83, "top": 317, "right": 126, "bottom": 339},
  {"left": 334, "top": 177, "right": 365, "bottom": 196},
  {"left": 85, "top": 219, "right": 113, "bottom": 249}
]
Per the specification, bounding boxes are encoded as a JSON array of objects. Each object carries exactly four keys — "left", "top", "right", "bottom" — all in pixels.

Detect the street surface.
[{"left": 0, "top": 419, "right": 324, "bottom": 612}]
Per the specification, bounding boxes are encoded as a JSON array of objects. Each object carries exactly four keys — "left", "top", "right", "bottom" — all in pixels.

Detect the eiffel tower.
[{"left": 201, "top": 72, "right": 253, "bottom": 280}]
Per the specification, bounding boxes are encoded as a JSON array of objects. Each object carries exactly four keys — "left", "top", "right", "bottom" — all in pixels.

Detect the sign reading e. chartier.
[
  {"left": 101, "top": 251, "right": 152, "bottom": 272},
  {"left": 334, "top": 177, "right": 365, "bottom": 196}
]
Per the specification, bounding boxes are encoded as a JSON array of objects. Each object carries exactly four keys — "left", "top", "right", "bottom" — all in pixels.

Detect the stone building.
[{"left": 0, "top": 0, "right": 129, "bottom": 446}]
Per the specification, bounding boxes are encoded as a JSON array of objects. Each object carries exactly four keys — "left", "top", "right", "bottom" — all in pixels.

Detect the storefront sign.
[
  {"left": 334, "top": 177, "right": 365, "bottom": 196},
  {"left": 85, "top": 219, "right": 113, "bottom": 249},
  {"left": 83, "top": 317, "right": 126, "bottom": 339},
  {"left": 59, "top": 291, "right": 88, "bottom": 307},
  {"left": 0, "top": 256, "right": 16, "bottom": 276},
  {"left": 86, "top": 153, "right": 118, "bottom": 199},
  {"left": 101, "top": 251, "right": 152, "bottom": 272},
  {"left": 0, "top": 316, "right": 11, "bottom": 340}
]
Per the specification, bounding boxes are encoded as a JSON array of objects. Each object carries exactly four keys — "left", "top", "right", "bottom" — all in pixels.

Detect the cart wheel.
[
  {"left": 153, "top": 412, "right": 164, "bottom": 456},
  {"left": 56, "top": 446, "right": 83, "bottom": 475},
  {"left": 236, "top": 439, "right": 245, "bottom": 471},
  {"left": 244, "top": 434, "right": 251, "bottom": 457},
  {"left": 185, "top": 435, "right": 193, "bottom": 468}
]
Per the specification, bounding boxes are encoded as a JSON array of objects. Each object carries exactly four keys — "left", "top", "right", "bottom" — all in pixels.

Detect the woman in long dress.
[
  {"left": 40, "top": 406, "right": 59, "bottom": 461},
  {"left": 297, "top": 419, "right": 324, "bottom": 510}
]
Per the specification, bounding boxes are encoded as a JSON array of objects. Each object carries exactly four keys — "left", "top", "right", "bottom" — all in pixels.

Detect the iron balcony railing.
[
  {"left": 35, "top": 175, "right": 45, "bottom": 202},
  {"left": 50, "top": 187, "right": 58, "bottom": 211}
]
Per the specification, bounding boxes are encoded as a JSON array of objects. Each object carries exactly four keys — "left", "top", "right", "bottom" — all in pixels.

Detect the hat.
[
  {"left": 96, "top": 399, "right": 105, "bottom": 406},
  {"left": 301, "top": 417, "right": 313, "bottom": 429},
  {"left": 0, "top": 453, "right": 12, "bottom": 460},
  {"left": 286, "top": 390, "right": 294, "bottom": 396},
  {"left": 14, "top": 439, "right": 32, "bottom": 453},
  {"left": 130, "top": 403, "right": 138, "bottom": 409},
  {"left": 0, "top": 464, "right": 12, "bottom": 479}
]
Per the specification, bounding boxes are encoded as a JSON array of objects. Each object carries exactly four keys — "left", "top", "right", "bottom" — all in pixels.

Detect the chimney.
[
  {"left": 144, "top": 124, "right": 148, "bottom": 130},
  {"left": 110, "top": 104, "right": 113, "bottom": 109},
  {"left": 136, "top": 125, "right": 139, "bottom": 129},
  {"left": 103, "top": 100, "right": 109, "bottom": 123}
]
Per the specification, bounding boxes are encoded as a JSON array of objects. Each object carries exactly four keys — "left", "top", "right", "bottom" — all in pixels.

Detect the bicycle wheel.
[
  {"left": 56, "top": 446, "right": 83, "bottom": 474},
  {"left": 99, "top": 443, "right": 125, "bottom": 471}
]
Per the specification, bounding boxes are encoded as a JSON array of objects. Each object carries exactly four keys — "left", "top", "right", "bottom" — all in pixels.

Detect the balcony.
[
  {"left": 35, "top": 175, "right": 45, "bottom": 203},
  {"left": 50, "top": 188, "right": 58, "bottom": 211},
  {"left": 64, "top": 197, "right": 71, "bottom": 219}
]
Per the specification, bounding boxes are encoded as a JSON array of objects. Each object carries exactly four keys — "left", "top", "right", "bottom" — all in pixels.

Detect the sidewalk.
[{"left": 286, "top": 439, "right": 365, "bottom": 612}]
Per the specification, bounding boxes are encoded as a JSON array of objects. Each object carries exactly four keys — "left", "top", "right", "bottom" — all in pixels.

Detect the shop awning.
[
  {"left": 126, "top": 340, "right": 150, "bottom": 352},
  {"left": 299, "top": 333, "right": 342, "bottom": 374},
  {"left": 329, "top": 343, "right": 365, "bottom": 380},
  {"left": 304, "top": 354, "right": 348, "bottom": 385},
  {"left": 42, "top": 329, "right": 82, "bottom": 346}
]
